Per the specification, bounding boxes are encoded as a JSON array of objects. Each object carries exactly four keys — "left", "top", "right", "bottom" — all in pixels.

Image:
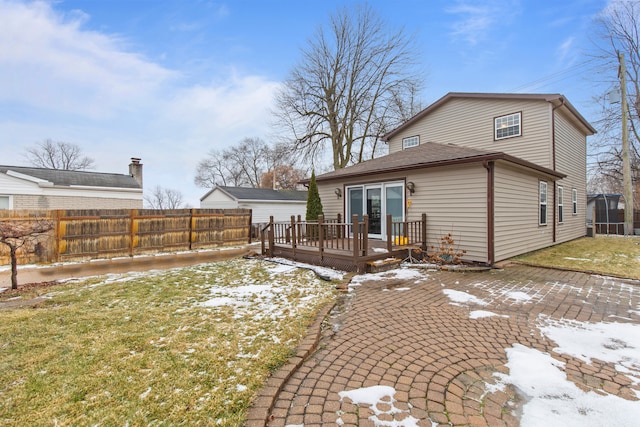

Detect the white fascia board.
[
  {"left": 67, "top": 185, "right": 143, "bottom": 193},
  {"left": 239, "top": 199, "right": 306, "bottom": 204},
  {"left": 6, "top": 170, "right": 53, "bottom": 186}
]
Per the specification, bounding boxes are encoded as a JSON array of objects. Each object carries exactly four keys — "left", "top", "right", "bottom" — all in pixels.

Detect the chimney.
[{"left": 129, "top": 157, "right": 143, "bottom": 187}]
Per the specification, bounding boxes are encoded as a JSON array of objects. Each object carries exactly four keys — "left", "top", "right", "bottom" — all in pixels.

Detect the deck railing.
[{"left": 261, "top": 213, "right": 427, "bottom": 269}]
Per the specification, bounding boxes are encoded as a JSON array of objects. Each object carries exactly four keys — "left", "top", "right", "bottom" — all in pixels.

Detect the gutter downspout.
[
  {"left": 483, "top": 160, "right": 495, "bottom": 265},
  {"left": 551, "top": 98, "right": 565, "bottom": 243}
]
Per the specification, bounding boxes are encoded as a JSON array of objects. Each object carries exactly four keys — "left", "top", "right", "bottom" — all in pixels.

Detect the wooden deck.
[{"left": 260, "top": 214, "right": 427, "bottom": 272}]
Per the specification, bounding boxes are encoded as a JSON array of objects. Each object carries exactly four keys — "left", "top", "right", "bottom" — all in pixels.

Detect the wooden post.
[
  {"left": 55, "top": 210, "right": 62, "bottom": 262},
  {"left": 421, "top": 213, "right": 427, "bottom": 250},
  {"left": 267, "top": 215, "right": 274, "bottom": 257},
  {"left": 129, "top": 209, "right": 136, "bottom": 257},
  {"left": 386, "top": 214, "right": 393, "bottom": 252},
  {"left": 352, "top": 215, "right": 360, "bottom": 260},
  {"left": 337, "top": 213, "right": 342, "bottom": 239},
  {"left": 362, "top": 215, "right": 369, "bottom": 256},
  {"left": 188, "top": 208, "right": 194, "bottom": 250},
  {"left": 318, "top": 215, "right": 324, "bottom": 261},
  {"left": 297, "top": 214, "right": 302, "bottom": 245},
  {"left": 291, "top": 216, "right": 297, "bottom": 258}
]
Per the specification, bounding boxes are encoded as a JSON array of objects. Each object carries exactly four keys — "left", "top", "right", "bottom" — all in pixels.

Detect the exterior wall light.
[
  {"left": 406, "top": 181, "right": 415, "bottom": 195},
  {"left": 335, "top": 188, "right": 342, "bottom": 199}
]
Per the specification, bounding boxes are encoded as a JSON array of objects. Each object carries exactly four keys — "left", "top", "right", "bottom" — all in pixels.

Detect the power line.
[{"left": 508, "top": 58, "right": 600, "bottom": 93}]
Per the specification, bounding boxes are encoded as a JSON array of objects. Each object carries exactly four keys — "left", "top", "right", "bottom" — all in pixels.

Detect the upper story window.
[
  {"left": 402, "top": 136, "right": 419, "bottom": 149},
  {"left": 495, "top": 112, "right": 521, "bottom": 140}
]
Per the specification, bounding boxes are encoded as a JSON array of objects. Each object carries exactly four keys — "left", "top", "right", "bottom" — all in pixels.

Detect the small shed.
[
  {"left": 587, "top": 194, "right": 624, "bottom": 234},
  {"left": 200, "top": 186, "right": 307, "bottom": 233}
]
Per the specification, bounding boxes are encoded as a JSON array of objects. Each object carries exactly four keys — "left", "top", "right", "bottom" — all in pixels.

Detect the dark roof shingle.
[
  {"left": 314, "top": 141, "right": 564, "bottom": 182},
  {"left": 0, "top": 165, "right": 141, "bottom": 189},
  {"left": 202, "top": 186, "right": 307, "bottom": 202}
]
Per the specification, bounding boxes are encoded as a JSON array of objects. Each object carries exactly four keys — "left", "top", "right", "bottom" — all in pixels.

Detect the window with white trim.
[
  {"left": 558, "top": 186, "right": 564, "bottom": 223},
  {"left": 0, "top": 196, "right": 9, "bottom": 210},
  {"left": 539, "top": 181, "right": 548, "bottom": 225},
  {"left": 572, "top": 188, "right": 578, "bottom": 215},
  {"left": 495, "top": 112, "right": 521, "bottom": 140},
  {"left": 402, "top": 136, "right": 419, "bottom": 149}
]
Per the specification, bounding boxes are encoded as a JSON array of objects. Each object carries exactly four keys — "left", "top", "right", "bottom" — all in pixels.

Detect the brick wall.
[{"left": 12, "top": 195, "right": 143, "bottom": 210}]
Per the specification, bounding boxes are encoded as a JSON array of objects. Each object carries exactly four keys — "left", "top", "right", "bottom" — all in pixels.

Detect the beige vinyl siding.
[
  {"left": 554, "top": 111, "right": 588, "bottom": 243},
  {"left": 319, "top": 185, "right": 344, "bottom": 219},
  {"left": 318, "top": 164, "right": 489, "bottom": 263},
  {"left": 388, "top": 98, "right": 553, "bottom": 168},
  {"left": 407, "top": 164, "right": 487, "bottom": 263},
  {"left": 494, "top": 163, "right": 554, "bottom": 261}
]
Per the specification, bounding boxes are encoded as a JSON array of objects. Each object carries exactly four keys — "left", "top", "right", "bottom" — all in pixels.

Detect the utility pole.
[{"left": 619, "top": 51, "right": 634, "bottom": 235}]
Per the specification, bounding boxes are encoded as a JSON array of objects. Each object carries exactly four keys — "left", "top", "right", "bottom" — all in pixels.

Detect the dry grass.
[
  {"left": 513, "top": 235, "right": 640, "bottom": 279},
  {"left": 0, "top": 258, "right": 337, "bottom": 426}
]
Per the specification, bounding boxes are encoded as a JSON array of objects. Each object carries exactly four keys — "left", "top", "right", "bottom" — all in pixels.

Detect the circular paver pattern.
[{"left": 259, "top": 265, "right": 640, "bottom": 427}]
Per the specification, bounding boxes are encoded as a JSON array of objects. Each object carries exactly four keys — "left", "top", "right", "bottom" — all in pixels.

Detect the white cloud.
[
  {"left": 557, "top": 37, "right": 575, "bottom": 63},
  {"left": 0, "top": 0, "right": 280, "bottom": 206},
  {"left": 0, "top": 0, "right": 175, "bottom": 118},
  {"left": 446, "top": 0, "right": 521, "bottom": 46}
]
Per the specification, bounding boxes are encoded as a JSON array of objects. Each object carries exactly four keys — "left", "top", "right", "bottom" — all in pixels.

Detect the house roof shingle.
[
  {"left": 313, "top": 141, "right": 565, "bottom": 182},
  {"left": 200, "top": 186, "right": 307, "bottom": 202},
  {"left": 0, "top": 165, "right": 141, "bottom": 189}
]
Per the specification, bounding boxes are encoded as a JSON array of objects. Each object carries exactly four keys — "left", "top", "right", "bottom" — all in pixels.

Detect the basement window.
[
  {"left": 0, "top": 196, "right": 9, "bottom": 210},
  {"left": 495, "top": 112, "right": 521, "bottom": 140}
]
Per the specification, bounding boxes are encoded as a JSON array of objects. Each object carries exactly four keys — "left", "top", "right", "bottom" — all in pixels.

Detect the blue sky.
[{"left": 0, "top": 0, "right": 611, "bottom": 206}]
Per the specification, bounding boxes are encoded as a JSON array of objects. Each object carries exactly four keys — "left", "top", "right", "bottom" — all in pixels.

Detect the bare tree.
[
  {"left": 590, "top": 1, "right": 640, "bottom": 206},
  {"left": 144, "top": 186, "right": 185, "bottom": 210},
  {"left": 272, "top": 3, "right": 424, "bottom": 170},
  {"left": 260, "top": 165, "right": 307, "bottom": 190},
  {"left": 0, "top": 218, "right": 54, "bottom": 289},
  {"left": 194, "top": 138, "right": 298, "bottom": 188},
  {"left": 25, "top": 139, "right": 95, "bottom": 170}
]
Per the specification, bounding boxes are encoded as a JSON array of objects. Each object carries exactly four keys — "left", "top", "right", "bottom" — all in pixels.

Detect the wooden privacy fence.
[{"left": 0, "top": 208, "right": 251, "bottom": 266}]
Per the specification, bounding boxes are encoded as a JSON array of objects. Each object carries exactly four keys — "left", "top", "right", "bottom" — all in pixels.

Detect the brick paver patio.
[{"left": 248, "top": 264, "right": 640, "bottom": 426}]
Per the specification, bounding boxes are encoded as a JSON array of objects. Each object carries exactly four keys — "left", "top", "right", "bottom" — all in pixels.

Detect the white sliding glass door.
[{"left": 346, "top": 181, "right": 404, "bottom": 239}]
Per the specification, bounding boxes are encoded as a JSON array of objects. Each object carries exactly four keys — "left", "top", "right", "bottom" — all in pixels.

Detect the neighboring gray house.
[
  {"left": 0, "top": 158, "right": 143, "bottom": 210},
  {"left": 314, "top": 92, "right": 596, "bottom": 265},
  {"left": 200, "top": 185, "right": 307, "bottom": 225}
]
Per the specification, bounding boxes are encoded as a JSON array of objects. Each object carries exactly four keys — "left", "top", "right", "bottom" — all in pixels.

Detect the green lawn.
[
  {"left": 0, "top": 258, "right": 337, "bottom": 426},
  {"left": 513, "top": 235, "right": 640, "bottom": 279}
]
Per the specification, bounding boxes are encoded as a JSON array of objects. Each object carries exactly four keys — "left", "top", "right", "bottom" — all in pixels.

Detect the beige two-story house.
[{"left": 314, "top": 92, "right": 596, "bottom": 265}]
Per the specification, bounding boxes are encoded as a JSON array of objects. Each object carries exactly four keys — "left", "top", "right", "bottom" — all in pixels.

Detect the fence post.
[
  {"left": 291, "top": 216, "right": 297, "bottom": 258},
  {"left": 268, "top": 215, "right": 274, "bottom": 257},
  {"left": 337, "top": 213, "right": 342, "bottom": 239},
  {"left": 129, "top": 209, "right": 136, "bottom": 257},
  {"left": 352, "top": 214, "right": 360, "bottom": 262},
  {"left": 386, "top": 214, "right": 393, "bottom": 252},
  {"left": 55, "top": 210, "right": 62, "bottom": 262},
  {"left": 421, "top": 213, "right": 427, "bottom": 250},
  {"left": 362, "top": 215, "right": 369, "bottom": 256},
  {"left": 188, "top": 208, "right": 194, "bottom": 250},
  {"left": 318, "top": 215, "right": 324, "bottom": 261}
]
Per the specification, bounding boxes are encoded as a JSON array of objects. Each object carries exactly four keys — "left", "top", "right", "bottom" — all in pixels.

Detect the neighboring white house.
[
  {"left": 200, "top": 186, "right": 307, "bottom": 225},
  {"left": 0, "top": 158, "right": 143, "bottom": 210}
]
